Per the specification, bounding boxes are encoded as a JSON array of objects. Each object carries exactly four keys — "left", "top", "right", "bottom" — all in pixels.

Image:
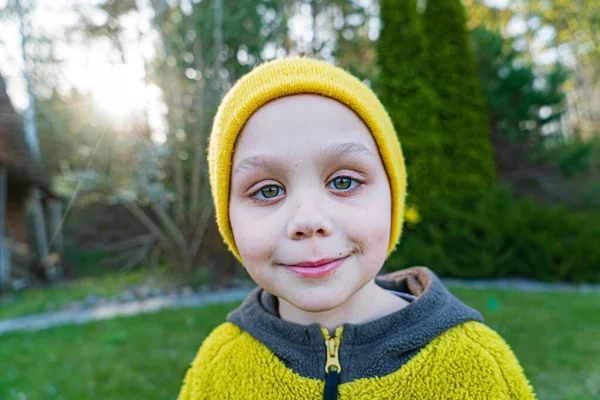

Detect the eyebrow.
[
  {"left": 233, "top": 142, "right": 375, "bottom": 175},
  {"left": 318, "top": 142, "right": 375, "bottom": 160}
]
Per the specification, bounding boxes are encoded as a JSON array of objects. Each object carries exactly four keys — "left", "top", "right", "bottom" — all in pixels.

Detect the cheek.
[
  {"left": 344, "top": 183, "right": 391, "bottom": 255},
  {"left": 230, "top": 203, "right": 278, "bottom": 265}
]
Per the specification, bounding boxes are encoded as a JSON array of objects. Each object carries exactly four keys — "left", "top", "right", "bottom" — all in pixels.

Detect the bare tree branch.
[
  {"left": 173, "top": 137, "right": 186, "bottom": 226},
  {"left": 119, "top": 199, "right": 169, "bottom": 244},
  {"left": 104, "top": 233, "right": 156, "bottom": 252},
  {"left": 121, "top": 243, "right": 153, "bottom": 271},
  {"left": 191, "top": 201, "right": 214, "bottom": 259},
  {"left": 189, "top": 18, "right": 206, "bottom": 217},
  {"left": 150, "top": 202, "right": 191, "bottom": 268}
]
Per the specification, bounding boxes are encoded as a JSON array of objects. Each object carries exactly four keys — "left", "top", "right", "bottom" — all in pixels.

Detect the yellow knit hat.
[{"left": 208, "top": 57, "right": 407, "bottom": 264}]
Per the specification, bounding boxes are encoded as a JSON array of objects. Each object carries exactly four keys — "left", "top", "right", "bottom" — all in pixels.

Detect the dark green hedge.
[{"left": 386, "top": 188, "right": 600, "bottom": 283}]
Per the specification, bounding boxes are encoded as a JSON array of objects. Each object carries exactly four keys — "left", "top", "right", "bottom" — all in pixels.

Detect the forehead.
[{"left": 233, "top": 94, "right": 377, "bottom": 160}]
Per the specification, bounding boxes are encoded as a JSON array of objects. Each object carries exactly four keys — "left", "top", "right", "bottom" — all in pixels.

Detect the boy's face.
[{"left": 229, "top": 94, "right": 391, "bottom": 313}]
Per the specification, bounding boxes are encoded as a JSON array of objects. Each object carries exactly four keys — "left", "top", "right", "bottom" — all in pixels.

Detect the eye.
[
  {"left": 328, "top": 176, "right": 361, "bottom": 192},
  {"left": 260, "top": 185, "right": 282, "bottom": 198},
  {"left": 250, "top": 184, "right": 285, "bottom": 203}
]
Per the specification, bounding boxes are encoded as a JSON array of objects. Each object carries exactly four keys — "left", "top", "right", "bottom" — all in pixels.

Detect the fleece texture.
[
  {"left": 226, "top": 267, "right": 483, "bottom": 382},
  {"left": 177, "top": 267, "right": 537, "bottom": 399},
  {"left": 207, "top": 57, "right": 407, "bottom": 263}
]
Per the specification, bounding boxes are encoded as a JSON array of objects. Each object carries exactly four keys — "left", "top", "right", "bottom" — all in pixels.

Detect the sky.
[{"left": 0, "top": 0, "right": 169, "bottom": 143}]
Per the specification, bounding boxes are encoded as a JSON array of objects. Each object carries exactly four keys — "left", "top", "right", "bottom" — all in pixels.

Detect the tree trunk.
[
  {"left": 213, "top": 0, "right": 224, "bottom": 89},
  {"left": 150, "top": 0, "right": 187, "bottom": 227},
  {"left": 311, "top": 0, "right": 318, "bottom": 56},
  {"left": 47, "top": 198, "right": 64, "bottom": 253},
  {"left": 15, "top": 0, "right": 41, "bottom": 160},
  {"left": 15, "top": 0, "right": 62, "bottom": 282},
  {"left": 189, "top": 20, "right": 206, "bottom": 218},
  {"left": 0, "top": 166, "right": 9, "bottom": 293},
  {"left": 28, "top": 188, "right": 57, "bottom": 282}
]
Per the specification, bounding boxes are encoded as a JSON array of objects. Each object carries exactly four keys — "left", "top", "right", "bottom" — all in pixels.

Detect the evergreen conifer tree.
[
  {"left": 377, "top": 0, "right": 445, "bottom": 209},
  {"left": 424, "top": 0, "right": 497, "bottom": 195}
]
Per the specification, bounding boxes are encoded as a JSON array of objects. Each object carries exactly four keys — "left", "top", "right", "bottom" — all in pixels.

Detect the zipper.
[{"left": 321, "top": 326, "right": 344, "bottom": 400}]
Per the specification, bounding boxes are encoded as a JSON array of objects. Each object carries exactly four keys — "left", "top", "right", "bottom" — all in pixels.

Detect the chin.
[{"left": 281, "top": 286, "right": 350, "bottom": 313}]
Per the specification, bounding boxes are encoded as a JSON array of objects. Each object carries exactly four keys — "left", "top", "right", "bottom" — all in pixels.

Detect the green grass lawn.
[
  {"left": 0, "top": 269, "right": 168, "bottom": 320},
  {"left": 1, "top": 287, "right": 598, "bottom": 400}
]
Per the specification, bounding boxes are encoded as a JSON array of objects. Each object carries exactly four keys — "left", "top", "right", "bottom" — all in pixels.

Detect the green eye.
[
  {"left": 260, "top": 185, "right": 281, "bottom": 199},
  {"left": 332, "top": 177, "right": 353, "bottom": 190}
]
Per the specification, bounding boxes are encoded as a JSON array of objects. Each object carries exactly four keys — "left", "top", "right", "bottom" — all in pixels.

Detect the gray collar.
[{"left": 227, "top": 266, "right": 483, "bottom": 383}]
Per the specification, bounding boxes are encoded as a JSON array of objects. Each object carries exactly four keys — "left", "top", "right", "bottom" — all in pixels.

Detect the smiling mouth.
[{"left": 283, "top": 256, "right": 349, "bottom": 279}]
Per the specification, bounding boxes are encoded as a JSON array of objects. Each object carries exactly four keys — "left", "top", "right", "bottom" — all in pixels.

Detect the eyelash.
[{"left": 249, "top": 176, "right": 365, "bottom": 205}]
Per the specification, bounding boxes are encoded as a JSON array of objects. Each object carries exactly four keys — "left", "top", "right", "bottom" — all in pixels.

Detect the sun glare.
[{"left": 91, "top": 64, "right": 147, "bottom": 118}]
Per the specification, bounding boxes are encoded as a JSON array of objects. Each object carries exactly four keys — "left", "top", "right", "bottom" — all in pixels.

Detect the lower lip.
[{"left": 284, "top": 256, "right": 348, "bottom": 279}]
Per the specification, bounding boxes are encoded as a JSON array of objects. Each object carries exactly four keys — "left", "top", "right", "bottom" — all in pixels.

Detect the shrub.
[{"left": 387, "top": 188, "right": 600, "bottom": 283}]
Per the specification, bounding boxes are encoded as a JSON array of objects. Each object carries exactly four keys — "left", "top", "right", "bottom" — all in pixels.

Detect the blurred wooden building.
[{"left": 0, "top": 74, "right": 62, "bottom": 293}]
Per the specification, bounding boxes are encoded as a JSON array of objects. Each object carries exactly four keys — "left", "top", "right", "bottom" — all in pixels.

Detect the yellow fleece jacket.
[{"left": 178, "top": 268, "right": 537, "bottom": 399}]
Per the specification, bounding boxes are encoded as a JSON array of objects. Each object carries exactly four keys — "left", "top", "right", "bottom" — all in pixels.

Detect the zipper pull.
[{"left": 321, "top": 326, "right": 344, "bottom": 400}]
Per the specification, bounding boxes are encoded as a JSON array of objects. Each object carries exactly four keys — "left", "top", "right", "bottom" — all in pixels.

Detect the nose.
[{"left": 287, "top": 196, "right": 333, "bottom": 240}]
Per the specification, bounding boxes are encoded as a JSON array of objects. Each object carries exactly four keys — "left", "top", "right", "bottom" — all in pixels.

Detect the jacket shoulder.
[
  {"left": 341, "top": 321, "right": 537, "bottom": 399},
  {"left": 177, "top": 322, "right": 323, "bottom": 400},
  {"left": 442, "top": 321, "right": 537, "bottom": 399},
  {"left": 177, "top": 322, "right": 245, "bottom": 400},
  {"left": 190, "top": 321, "right": 245, "bottom": 367}
]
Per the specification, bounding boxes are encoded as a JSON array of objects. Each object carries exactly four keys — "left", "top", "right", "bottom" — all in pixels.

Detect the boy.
[{"left": 178, "top": 57, "right": 537, "bottom": 399}]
